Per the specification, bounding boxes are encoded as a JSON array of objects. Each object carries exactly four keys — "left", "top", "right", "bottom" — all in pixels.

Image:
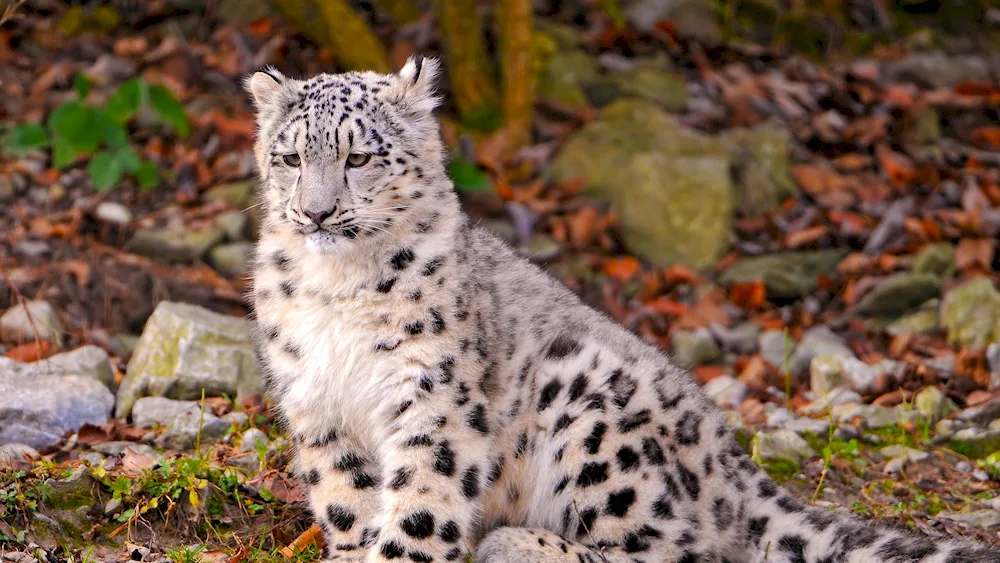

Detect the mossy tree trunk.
[
  {"left": 436, "top": 0, "right": 501, "bottom": 130},
  {"left": 377, "top": 0, "right": 422, "bottom": 27},
  {"left": 495, "top": 0, "right": 535, "bottom": 152},
  {"left": 271, "top": 0, "right": 392, "bottom": 73}
]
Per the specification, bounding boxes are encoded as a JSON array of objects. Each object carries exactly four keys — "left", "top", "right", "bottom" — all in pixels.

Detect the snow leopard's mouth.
[{"left": 299, "top": 224, "right": 363, "bottom": 253}]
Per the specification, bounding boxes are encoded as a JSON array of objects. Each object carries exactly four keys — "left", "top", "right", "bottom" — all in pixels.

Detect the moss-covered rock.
[
  {"left": 721, "top": 123, "right": 798, "bottom": 216},
  {"left": 549, "top": 99, "right": 732, "bottom": 269},
  {"left": 855, "top": 273, "right": 941, "bottom": 317},
  {"left": 127, "top": 225, "right": 225, "bottom": 263},
  {"left": 718, "top": 249, "right": 847, "bottom": 300},
  {"left": 116, "top": 301, "right": 261, "bottom": 418},
  {"left": 940, "top": 278, "right": 1000, "bottom": 348},
  {"left": 912, "top": 243, "right": 955, "bottom": 278}
]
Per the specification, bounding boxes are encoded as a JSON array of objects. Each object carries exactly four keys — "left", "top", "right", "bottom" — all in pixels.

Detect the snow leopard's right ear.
[
  {"left": 392, "top": 56, "right": 441, "bottom": 115},
  {"left": 246, "top": 67, "right": 285, "bottom": 107}
]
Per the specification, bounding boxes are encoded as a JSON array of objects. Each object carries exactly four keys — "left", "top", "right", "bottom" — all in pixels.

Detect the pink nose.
[{"left": 304, "top": 208, "right": 333, "bottom": 225}]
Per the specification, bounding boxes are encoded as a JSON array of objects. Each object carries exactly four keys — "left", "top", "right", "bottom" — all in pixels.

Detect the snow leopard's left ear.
[
  {"left": 391, "top": 56, "right": 441, "bottom": 115},
  {"left": 245, "top": 67, "right": 286, "bottom": 108}
]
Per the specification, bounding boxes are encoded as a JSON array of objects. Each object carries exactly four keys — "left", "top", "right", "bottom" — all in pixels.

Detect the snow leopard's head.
[{"left": 246, "top": 57, "right": 446, "bottom": 253}]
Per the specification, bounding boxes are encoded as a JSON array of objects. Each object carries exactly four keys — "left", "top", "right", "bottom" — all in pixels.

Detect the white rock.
[
  {"left": 702, "top": 375, "right": 748, "bottom": 409},
  {"left": 94, "top": 201, "right": 133, "bottom": 225},
  {"left": 0, "top": 300, "right": 63, "bottom": 343}
]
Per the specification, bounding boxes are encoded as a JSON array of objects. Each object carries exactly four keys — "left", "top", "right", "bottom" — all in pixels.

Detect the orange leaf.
[
  {"left": 693, "top": 365, "right": 726, "bottom": 386},
  {"left": 645, "top": 297, "right": 687, "bottom": 317},
  {"left": 728, "top": 281, "right": 766, "bottom": 310},
  {"left": 602, "top": 256, "right": 641, "bottom": 281},
  {"left": 661, "top": 264, "right": 698, "bottom": 286},
  {"left": 971, "top": 127, "right": 1000, "bottom": 150},
  {"left": 281, "top": 524, "right": 324, "bottom": 559},
  {"left": 875, "top": 144, "right": 917, "bottom": 188},
  {"left": 784, "top": 225, "right": 828, "bottom": 248},
  {"left": 792, "top": 164, "right": 855, "bottom": 207},
  {"left": 5, "top": 340, "right": 57, "bottom": 362},
  {"left": 956, "top": 238, "right": 995, "bottom": 271}
]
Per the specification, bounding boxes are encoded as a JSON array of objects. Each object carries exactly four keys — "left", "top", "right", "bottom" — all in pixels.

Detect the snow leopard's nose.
[{"left": 304, "top": 206, "right": 334, "bottom": 225}]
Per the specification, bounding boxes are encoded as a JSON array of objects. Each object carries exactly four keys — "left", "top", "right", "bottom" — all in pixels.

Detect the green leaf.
[
  {"left": 48, "top": 101, "right": 102, "bottom": 154},
  {"left": 447, "top": 157, "right": 492, "bottom": 193},
  {"left": 105, "top": 79, "right": 145, "bottom": 123},
  {"left": 135, "top": 161, "right": 159, "bottom": 190},
  {"left": 116, "top": 147, "right": 141, "bottom": 173},
  {"left": 102, "top": 117, "right": 129, "bottom": 150},
  {"left": 87, "top": 150, "right": 124, "bottom": 191},
  {"left": 73, "top": 74, "right": 91, "bottom": 99},
  {"left": 3, "top": 123, "right": 48, "bottom": 155},
  {"left": 148, "top": 84, "right": 190, "bottom": 137},
  {"left": 51, "top": 136, "right": 78, "bottom": 169}
]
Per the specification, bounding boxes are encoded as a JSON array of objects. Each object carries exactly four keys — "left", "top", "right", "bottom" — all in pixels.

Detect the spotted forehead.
[{"left": 273, "top": 73, "right": 399, "bottom": 160}]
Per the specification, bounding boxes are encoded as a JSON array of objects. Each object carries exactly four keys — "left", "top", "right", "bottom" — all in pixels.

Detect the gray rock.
[
  {"left": 127, "top": 225, "right": 225, "bottom": 263},
  {"left": 941, "top": 278, "right": 1000, "bottom": 348},
  {"left": 604, "top": 66, "right": 688, "bottom": 110},
  {"left": 209, "top": 242, "right": 254, "bottom": 278},
  {"left": 90, "top": 441, "right": 158, "bottom": 458},
  {"left": 719, "top": 250, "right": 848, "bottom": 300},
  {"left": 216, "top": 210, "right": 249, "bottom": 242},
  {"left": 79, "top": 452, "right": 105, "bottom": 467},
  {"left": 14, "top": 240, "right": 50, "bottom": 259},
  {"left": 914, "top": 386, "right": 958, "bottom": 422},
  {"left": 831, "top": 403, "right": 898, "bottom": 428},
  {"left": 753, "top": 429, "right": 813, "bottom": 464},
  {"left": 625, "top": 0, "right": 721, "bottom": 42},
  {"left": 116, "top": 301, "right": 261, "bottom": 418},
  {"left": 789, "top": 326, "right": 854, "bottom": 377},
  {"left": 881, "top": 444, "right": 930, "bottom": 463},
  {"left": 782, "top": 417, "right": 830, "bottom": 436},
  {"left": 989, "top": 343, "right": 1000, "bottom": 391},
  {"left": 957, "top": 399, "right": 1000, "bottom": 425},
  {"left": 938, "top": 510, "right": 1000, "bottom": 529},
  {"left": 203, "top": 180, "right": 256, "bottom": 209},
  {"left": 855, "top": 273, "right": 941, "bottom": 318},
  {"left": 223, "top": 411, "right": 249, "bottom": 427},
  {"left": 536, "top": 50, "right": 599, "bottom": 107},
  {"left": 702, "top": 375, "right": 748, "bottom": 409},
  {"left": 884, "top": 52, "right": 995, "bottom": 88},
  {"left": 801, "top": 387, "right": 863, "bottom": 415},
  {"left": 809, "top": 354, "right": 877, "bottom": 395},
  {"left": 239, "top": 428, "right": 269, "bottom": 453},
  {"left": 671, "top": 328, "right": 720, "bottom": 368},
  {"left": 0, "top": 373, "right": 114, "bottom": 449},
  {"left": 948, "top": 428, "right": 1000, "bottom": 459},
  {"left": 759, "top": 329, "right": 795, "bottom": 369},
  {"left": 912, "top": 243, "right": 955, "bottom": 278},
  {"left": 227, "top": 452, "right": 261, "bottom": 473},
  {"left": 131, "top": 397, "right": 232, "bottom": 450},
  {"left": 0, "top": 300, "right": 64, "bottom": 343},
  {"left": 549, "top": 99, "right": 732, "bottom": 269},
  {"left": 710, "top": 322, "right": 759, "bottom": 354},
  {"left": 519, "top": 234, "right": 561, "bottom": 262},
  {"left": 722, "top": 123, "right": 798, "bottom": 216},
  {"left": 0, "top": 443, "right": 40, "bottom": 465},
  {"left": 19, "top": 345, "right": 115, "bottom": 391},
  {"left": 94, "top": 201, "right": 132, "bottom": 225},
  {"left": 886, "top": 309, "right": 939, "bottom": 337}
]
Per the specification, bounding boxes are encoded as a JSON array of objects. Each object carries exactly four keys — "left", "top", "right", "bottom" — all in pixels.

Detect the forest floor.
[{"left": 3, "top": 1, "right": 1000, "bottom": 561}]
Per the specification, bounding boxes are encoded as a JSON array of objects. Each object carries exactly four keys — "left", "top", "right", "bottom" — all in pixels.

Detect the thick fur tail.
[{"left": 745, "top": 476, "right": 1000, "bottom": 563}]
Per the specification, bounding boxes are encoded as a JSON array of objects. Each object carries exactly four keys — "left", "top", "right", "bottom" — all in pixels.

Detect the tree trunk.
[
  {"left": 377, "top": 0, "right": 421, "bottom": 27},
  {"left": 495, "top": 0, "right": 535, "bottom": 152},
  {"left": 436, "top": 0, "right": 501, "bottom": 130},
  {"left": 271, "top": 0, "right": 392, "bottom": 73}
]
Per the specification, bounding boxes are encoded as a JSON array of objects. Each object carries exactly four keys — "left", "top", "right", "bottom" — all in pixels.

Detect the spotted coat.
[{"left": 246, "top": 58, "right": 1000, "bottom": 563}]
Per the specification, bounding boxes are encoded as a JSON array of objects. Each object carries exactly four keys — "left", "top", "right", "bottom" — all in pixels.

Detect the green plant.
[
  {"left": 167, "top": 545, "right": 206, "bottom": 563},
  {"left": 3, "top": 75, "right": 189, "bottom": 191}
]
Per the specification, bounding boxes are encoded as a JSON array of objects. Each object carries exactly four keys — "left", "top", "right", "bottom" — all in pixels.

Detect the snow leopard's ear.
[
  {"left": 392, "top": 56, "right": 441, "bottom": 115},
  {"left": 246, "top": 67, "right": 285, "bottom": 107}
]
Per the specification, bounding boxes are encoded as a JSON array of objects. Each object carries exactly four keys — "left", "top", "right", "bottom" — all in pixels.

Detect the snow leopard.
[{"left": 245, "top": 57, "right": 1000, "bottom": 563}]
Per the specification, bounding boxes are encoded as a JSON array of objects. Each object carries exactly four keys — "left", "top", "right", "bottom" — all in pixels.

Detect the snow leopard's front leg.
[
  {"left": 296, "top": 431, "right": 382, "bottom": 562},
  {"left": 367, "top": 388, "right": 494, "bottom": 563}
]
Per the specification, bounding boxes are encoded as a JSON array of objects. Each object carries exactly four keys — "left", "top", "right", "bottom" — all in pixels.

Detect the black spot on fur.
[
  {"left": 409, "top": 551, "right": 432, "bottom": 563},
  {"left": 405, "top": 320, "right": 424, "bottom": 335},
  {"left": 390, "top": 248, "right": 415, "bottom": 270},
  {"left": 359, "top": 526, "right": 379, "bottom": 547},
  {"left": 376, "top": 277, "right": 396, "bottom": 293},
  {"left": 380, "top": 541, "right": 404, "bottom": 559},
  {"left": 776, "top": 496, "right": 804, "bottom": 513},
  {"left": 577, "top": 461, "right": 610, "bottom": 487},
  {"left": 583, "top": 422, "right": 608, "bottom": 454},
  {"left": 777, "top": 535, "right": 807, "bottom": 563},
  {"left": 713, "top": 498, "right": 734, "bottom": 530},
  {"left": 538, "top": 379, "right": 562, "bottom": 412},
  {"left": 677, "top": 462, "right": 700, "bottom": 500},
  {"left": 747, "top": 517, "right": 769, "bottom": 546},
  {"left": 460, "top": 465, "right": 480, "bottom": 498},
  {"left": 554, "top": 475, "right": 571, "bottom": 494},
  {"left": 547, "top": 334, "right": 582, "bottom": 359},
  {"left": 606, "top": 488, "right": 636, "bottom": 517},
  {"left": 326, "top": 504, "right": 356, "bottom": 531},
  {"left": 676, "top": 410, "right": 702, "bottom": 446},
  {"left": 466, "top": 403, "right": 489, "bottom": 434},
  {"left": 514, "top": 432, "right": 528, "bottom": 458},
  {"left": 389, "top": 467, "right": 413, "bottom": 490},
  {"left": 305, "top": 469, "right": 321, "bottom": 486},
  {"left": 429, "top": 521, "right": 456, "bottom": 546},
  {"left": 568, "top": 373, "right": 589, "bottom": 401},
  {"left": 433, "top": 441, "right": 456, "bottom": 476},
  {"left": 875, "top": 536, "right": 937, "bottom": 562},
  {"left": 400, "top": 510, "right": 435, "bottom": 538},
  {"left": 553, "top": 414, "right": 575, "bottom": 433},
  {"left": 618, "top": 409, "right": 652, "bottom": 433},
  {"left": 575, "top": 507, "right": 598, "bottom": 537},
  {"left": 623, "top": 525, "right": 662, "bottom": 553},
  {"left": 758, "top": 479, "right": 778, "bottom": 498},
  {"left": 337, "top": 453, "right": 365, "bottom": 471},
  {"left": 430, "top": 308, "right": 446, "bottom": 333},
  {"left": 651, "top": 494, "right": 674, "bottom": 519},
  {"left": 444, "top": 547, "right": 463, "bottom": 561},
  {"left": 641, "top": 437, "right": 665, "bottom": 465},
  {"left": 617, "top": 446, "right": 641, "bottom": 472},
  {"left": 351, "top": 471, "right": 377, "bottom": 489},
  {"left": 404, "top": 434, "right": 433, "bottom": 447},
  {"left": 421, "top": 257, "right": 444, "bottom": 276}
]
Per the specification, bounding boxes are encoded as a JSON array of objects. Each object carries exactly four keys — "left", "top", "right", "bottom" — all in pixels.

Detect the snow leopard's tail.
[{"left": 745, "top": 474, "right": 1000, "bottom": 563}]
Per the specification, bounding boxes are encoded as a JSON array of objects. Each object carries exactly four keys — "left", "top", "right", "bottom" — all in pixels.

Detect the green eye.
[
  {"left": 282, "top": 154, "right": 301, "bottom": 167},
  {"left": 347, "top": 153, "right": 371, "bottom": 168}
]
